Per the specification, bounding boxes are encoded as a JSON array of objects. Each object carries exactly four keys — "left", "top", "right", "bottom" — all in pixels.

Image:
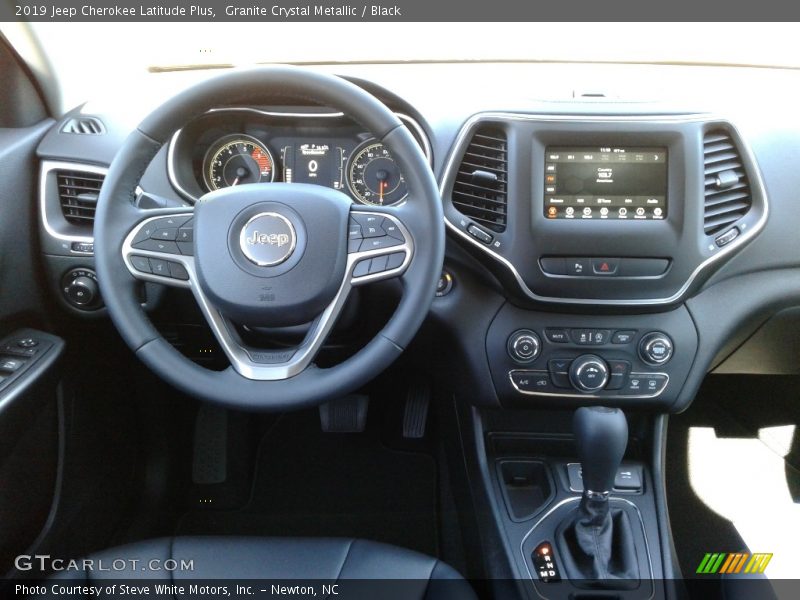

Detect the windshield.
[{"left": 22, "top": 22, "right": 800, "bottom": 109}]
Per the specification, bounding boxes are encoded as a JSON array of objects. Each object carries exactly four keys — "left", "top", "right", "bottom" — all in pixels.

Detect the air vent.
[
  {"left": 452, "top": 126, "right": 508, "bottom": 232},
  {"left": 61, "top": 116, "right": 105, "bottom": 135},
  {"left": 57, "top": 170, "right": 104, "bottom": 225},
  {"left": 703, "top": 130, "right": 752, "bottom": 235}
]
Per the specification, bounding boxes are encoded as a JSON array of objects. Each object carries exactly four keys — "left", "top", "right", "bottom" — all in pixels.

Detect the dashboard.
[
  {"left": 31, "top": 62, "right": 800, "bottom": 417},
  {"left": 167, "top": 108, "right": 432, "bottom": 206}
]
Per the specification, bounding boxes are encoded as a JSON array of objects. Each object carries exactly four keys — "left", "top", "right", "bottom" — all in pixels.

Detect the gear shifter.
[
  {"left": 556, "top": 406, "right": 639, "bottom": 588},
  {"left": 574, "top": 406, "right": 628, "bottom": 496}
]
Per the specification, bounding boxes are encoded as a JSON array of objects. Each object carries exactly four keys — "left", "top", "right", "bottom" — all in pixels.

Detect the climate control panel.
[{"left": 487, "top": 306, "right": 698, "bottom": 410}]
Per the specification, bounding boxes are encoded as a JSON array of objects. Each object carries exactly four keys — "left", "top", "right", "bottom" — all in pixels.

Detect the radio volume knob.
[
  {"left": 569, "top": 355, "right": 610, "bottom": 392},
  {"left": 507, "top": 330, "right": 541, "bottom": 363},
  {"left": 639, "top": 332, "right": 674, "bottom": 366}
]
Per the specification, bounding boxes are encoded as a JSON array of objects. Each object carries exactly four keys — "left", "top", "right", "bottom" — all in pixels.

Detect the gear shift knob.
[{"left": 573, "top": 406, "right": 628, "bottom": 495}]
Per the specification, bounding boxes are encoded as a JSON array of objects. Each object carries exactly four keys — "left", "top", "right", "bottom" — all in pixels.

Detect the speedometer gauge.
[
  {"left": 203, "top": 134, "right": 275, "bottom": 191},
  {"left": 346, "top": 141, "right": 407, "bottom": 206}
]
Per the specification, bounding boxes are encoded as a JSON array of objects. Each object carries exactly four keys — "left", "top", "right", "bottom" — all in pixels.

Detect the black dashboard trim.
[{"left": 439, "top": 112, "right": 770, "bottom": 307}]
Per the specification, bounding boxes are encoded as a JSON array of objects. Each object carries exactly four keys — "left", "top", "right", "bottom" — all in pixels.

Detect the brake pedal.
[
  {"left": 403, "top": 380, "right": 430, "bottom": 439},
  {"left": 319, "top": 395, "right": 369, "bottom": 433}
]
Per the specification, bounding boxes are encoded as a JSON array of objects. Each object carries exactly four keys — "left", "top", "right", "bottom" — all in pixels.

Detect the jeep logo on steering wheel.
[{"left": 239, "top": 212, "right": 297, "bottom": 266}]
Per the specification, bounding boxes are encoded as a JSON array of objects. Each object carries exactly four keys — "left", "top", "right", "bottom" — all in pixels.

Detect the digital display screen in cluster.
[{"left": 543, "top": 146, "right": 667, "bottom": 221}]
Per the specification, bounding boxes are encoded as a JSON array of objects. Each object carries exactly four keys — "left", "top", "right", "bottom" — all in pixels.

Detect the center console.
[{"left": 438, "top": 112, "right": 769, "bottom": 597}]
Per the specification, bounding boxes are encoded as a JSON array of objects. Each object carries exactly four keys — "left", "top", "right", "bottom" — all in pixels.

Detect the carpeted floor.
[{"left": 176, "top": 408, "right": 440, "bottom": 558}]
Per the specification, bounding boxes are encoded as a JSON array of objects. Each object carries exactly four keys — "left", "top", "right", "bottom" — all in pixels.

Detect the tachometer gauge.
[
  {"left": 346, "top": 141, "right": 407, "bottom": 206},
  {"left": 203, "top": 134, "right": 275, "bottom": 191}
]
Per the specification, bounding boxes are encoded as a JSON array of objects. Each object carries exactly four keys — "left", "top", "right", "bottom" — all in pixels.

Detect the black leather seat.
[{"left": 42, "top": 536, "right": 476, "bottom": 599}]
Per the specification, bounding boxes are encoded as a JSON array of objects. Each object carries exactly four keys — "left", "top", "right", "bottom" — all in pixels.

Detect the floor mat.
[
  {"left": 667, "top": 375, "right": 800, "bottom": 581},
  {"left": 176, "top": 409, "right": 439, "bottom": 557}
]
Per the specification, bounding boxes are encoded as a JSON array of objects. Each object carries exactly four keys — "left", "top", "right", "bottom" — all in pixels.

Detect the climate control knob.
[
  {"left": 569, "top": 354, "right": 610, "bottom": 393},
  {"left": 639, "top": 332, "right": 673, "bottom": 366},
  {"left": 507, "top": 330, "right": 541, "bottom": 363}
]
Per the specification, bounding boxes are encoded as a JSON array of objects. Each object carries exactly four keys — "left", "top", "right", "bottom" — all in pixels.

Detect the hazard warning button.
[{"left": 591, "top": 258, "right": 619, "bottom": 275}]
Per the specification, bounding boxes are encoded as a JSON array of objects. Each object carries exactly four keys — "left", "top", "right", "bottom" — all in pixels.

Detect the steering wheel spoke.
[
  {"left": 191, "top": 268, "right": 354, "bottom": 381},
  {"left": 347, "top": 207, "right": 413, "bottom": 285},
  {"left": 122, "top": 209, "right": 196, "bottom": 287}
]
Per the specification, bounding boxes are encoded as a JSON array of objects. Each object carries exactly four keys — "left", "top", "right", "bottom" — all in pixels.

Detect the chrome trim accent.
[
  {"left": 565, "top": 463, "right": 641, "bottom": 494},
  {"left": 167, "top": 108, "right": 432, "bottom": 203},
  {"left": 439, "top": 112, "right": 770, "bottom": 306},
  {"left": 122, "top": 210, "right": 413, "bottom": 381},
  {"left": 508, "top": 369, "right": 669, "bottom": 399},
  {"left": 39, "top": 160, "right": 108, "bottom": 245},
  {"left": 519, "top": 496, "right": 654, "bottom": 597},
  {"left": 238, "top": 212, "right": 297, "bottom": 266}
]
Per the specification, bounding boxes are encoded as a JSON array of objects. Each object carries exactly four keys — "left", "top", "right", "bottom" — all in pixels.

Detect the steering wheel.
[{"left": 94, "top": 66, "right": 444, "bottom": 411}]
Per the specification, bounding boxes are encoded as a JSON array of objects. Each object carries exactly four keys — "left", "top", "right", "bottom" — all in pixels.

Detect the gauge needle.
[
  {"left": 376, "top": 169, "right": 389, "bottom": 204},
  {"left": 231, "top": 177, "right": 240, "bottom": 187}
]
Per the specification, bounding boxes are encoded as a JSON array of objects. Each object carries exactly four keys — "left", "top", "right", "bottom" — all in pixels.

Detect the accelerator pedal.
[{"left": 403, "top": 379, "right": 431, "bottom": 439}]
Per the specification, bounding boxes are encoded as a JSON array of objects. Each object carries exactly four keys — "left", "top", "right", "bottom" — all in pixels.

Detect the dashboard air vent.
[
  {"left": 703, "top": 130, "right": 752, "bottom": 235},
  {"left": 452, "top": 126, "right": 508, "bottom": 232},
  {"left": 61, "top": 116, "right": 105, "bottom": 135},
  {"left": 57, "top": 170, "right": 104, "bottom": 225}
]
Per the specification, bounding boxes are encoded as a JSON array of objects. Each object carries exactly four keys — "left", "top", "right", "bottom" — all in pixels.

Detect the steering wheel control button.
[
  {"left": 381, "top": 218, "right": 405, "bottom": 241},
  {"left": 177, "top": 241, "right": 194, "bottom": 255},
  {"left": 386, "top": 252, "right": 406, "bottom": 270},
  {"left": 177, "top": 226, "right": 193, "bottom": 243},
  {"left": 611, "top": 330, "right": 636, "bottom": 344},
  {"left": 570, "top": 329, "right": 611, "bottom": 345},
  {"left": 638, "top": 332, "right": 674, "bottom": 365},
  {"left": 544, "top": 328, "right": 570, "bottom": 343},
  {"left": 507, "top": 330, "right": 541, "bottom": 363},
  {"left": 369, "top": 255, "right": 389, "bottom": 274},
  {"left": 592, "top": 258, "right": 619, "bottom": 275},
  {"left": 130, "top": 255, "right": 152, "bottom": 274},
  {"left": 168, "top": 261, "right": 190, "bottom": 281},
  {"left": 132, "top": 238, "right": 181, "bottom": 254},
  {"left": 152, "top": 227, "right": 178, "bottom": 241},
  {"left": 569, "top": 355, "right": 610, "bottom": 392},
  {"left": 149, "top": 258, "right": 170, "bottom": 277},
  {"left": 353, "top": 259, "right": 372, "bottom": 278},
  {"left": 239, "top": 212, "right": 297, "bottom": 267},
  {"left": 510, "top": 370, "right": 555, "bottom": 393},
  {"left": 359, "top": 236, "right": 403, "bottom": 251},
  {"left": 352, "top": 213, "right": 383, "bottom": 236}
]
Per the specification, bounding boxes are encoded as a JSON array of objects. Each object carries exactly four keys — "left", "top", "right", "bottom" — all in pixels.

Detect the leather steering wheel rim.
[{"left": 94, "top": 65, "right": 444, "bottom": 411}]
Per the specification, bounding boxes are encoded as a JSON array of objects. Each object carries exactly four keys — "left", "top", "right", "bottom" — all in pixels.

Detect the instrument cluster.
[{"left": 168, "top": 108, "right": 431, "bottom": 207}]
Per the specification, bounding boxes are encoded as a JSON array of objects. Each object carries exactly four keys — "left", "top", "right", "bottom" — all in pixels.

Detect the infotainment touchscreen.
[{"left": 543, "top": 147, "right": 667, "bottom": 220}]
